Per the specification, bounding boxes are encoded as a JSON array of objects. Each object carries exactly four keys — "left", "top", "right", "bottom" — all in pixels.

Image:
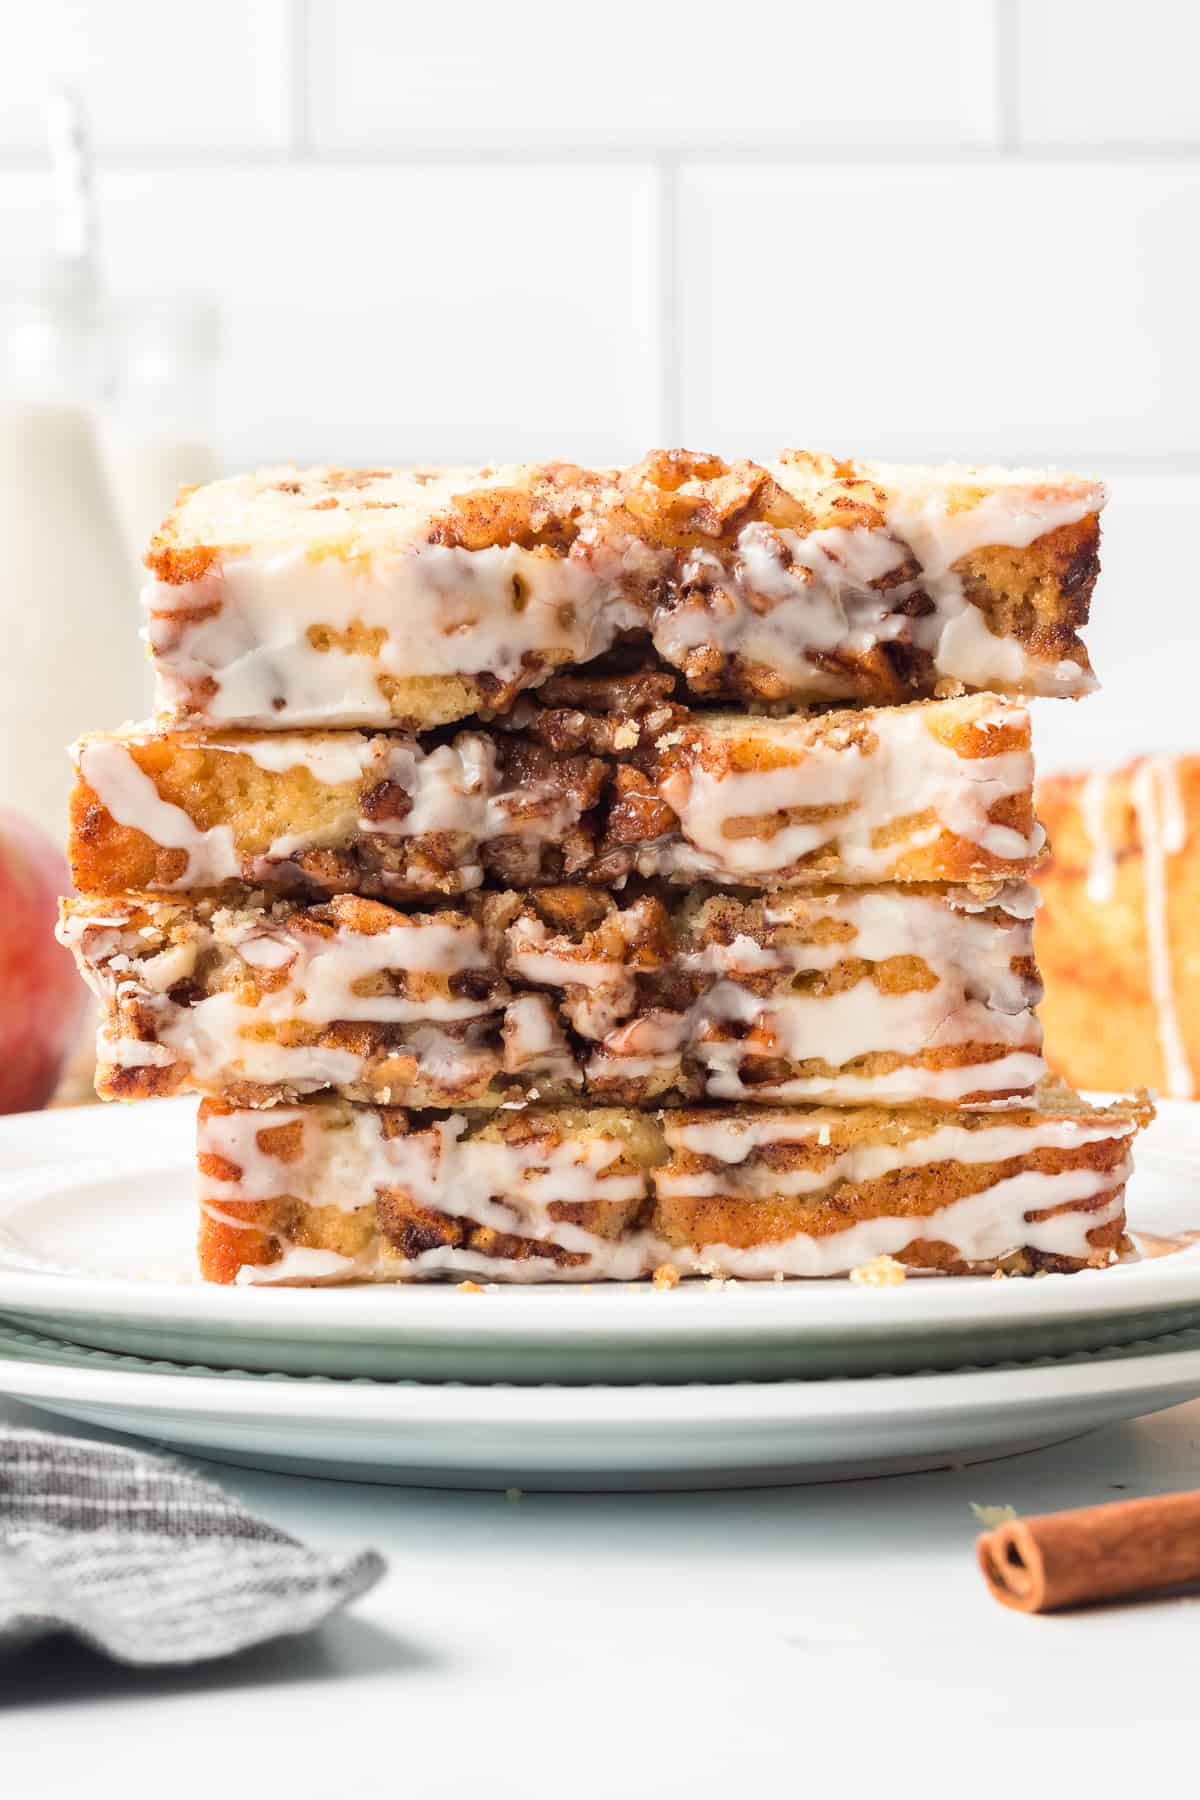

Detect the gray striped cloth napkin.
[{"left": 0, "top": 1427, "right": 385, "bottom": 1665}]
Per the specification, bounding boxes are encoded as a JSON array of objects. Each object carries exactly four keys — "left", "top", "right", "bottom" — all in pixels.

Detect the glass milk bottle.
[
  {"left": 0, "top": 93, "right": 141, "bottom": 847},
  {"left": 102, "top": 295, "right": 221, "bottom": 565}
]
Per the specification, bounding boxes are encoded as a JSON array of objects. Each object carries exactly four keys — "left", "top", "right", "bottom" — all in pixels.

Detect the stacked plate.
[{"left": 3, "top": 1099, "right": 1200, "bottom": 1490}]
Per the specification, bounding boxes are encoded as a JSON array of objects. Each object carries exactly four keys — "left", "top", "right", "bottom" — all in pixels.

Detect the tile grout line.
[
  {"left": 6, "top": 145, "right": 1200, "bottom": 171},
  {"left": 994, "top": 0, "right": 1021, "bottom": 153},
  {"left": 287, "top": 0, "right": 313, "bottom": 159},
  {"left": 656, "top": 157, "right": 682, "bottom": 444}
]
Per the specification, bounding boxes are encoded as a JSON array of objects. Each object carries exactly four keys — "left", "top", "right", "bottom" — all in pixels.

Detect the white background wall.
[{"left": 1, "top": 0, "right": 1196, "bottom": 766}]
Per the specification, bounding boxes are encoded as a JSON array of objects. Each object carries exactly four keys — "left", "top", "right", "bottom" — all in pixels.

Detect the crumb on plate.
[{"left": 849, "top": 1254, "right": 907, "bottom": 1288}]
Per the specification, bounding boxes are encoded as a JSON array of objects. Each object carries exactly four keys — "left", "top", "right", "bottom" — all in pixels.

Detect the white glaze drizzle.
[
  {"left": 77, "top": 740, "right": 238, "bottom": 887},
  {"left": 655, "top": 487, "right": 1098, "bottom": 699},
  {"left": 1080, "top": 768, "right": 1117, "bottom": 905},
  {"left": 663, "top": 1166, "right": 1129, "bottom": 1279},
  {"left": 197, "top": 1104, "right": 648, "bottom": 1245},
  {"left": 155, "top": 911, "right": 497, "bottom": 1090},
  {"left": 145, "top": 544, "right": 643, "bottom": 727},
  {"left": 697, "top": 1054, "right": 1046, "bottom": 1107},
  {"left": 1158, "top": 756, "right": 1188, "bottom": 854},
  {"left": 656, "top": 704, "right": 1040, "bottom": 881},
  {"left": 501, "top": 994, "right": 581, "bottom": 1085},
  {"left": 235, "top": 1246, "right": 362, "bottom": 1286},
  {"left": 376, "top": 734, "right": 579, "bottom": 845},
  {"left": 659, "top": 1112, "right": 1128, "bottom": 1197},
  {"left": 210, "top": 732, "right": 377, "bottom": 784},
  {"left": 881, "top": 486, "right": 1099, "bottom": 688}
]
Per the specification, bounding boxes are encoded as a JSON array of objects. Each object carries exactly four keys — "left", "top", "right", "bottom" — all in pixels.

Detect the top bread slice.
[{"left": 143, "top": 447, "right": 1104, "bottom": 730}]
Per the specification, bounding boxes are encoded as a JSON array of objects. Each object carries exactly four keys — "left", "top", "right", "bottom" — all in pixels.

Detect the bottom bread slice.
[{"left": 196, "top": 1085, "right": 1150, "bottom": 1285}]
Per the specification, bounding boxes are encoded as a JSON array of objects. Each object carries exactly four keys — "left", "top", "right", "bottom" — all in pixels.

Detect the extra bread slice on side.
[
  {"left": 144, "top": 449, "right": 1103, "bottom": 728},
  {"left": 1036, "top": 756, "right": 1200, "bottom": 1097}
]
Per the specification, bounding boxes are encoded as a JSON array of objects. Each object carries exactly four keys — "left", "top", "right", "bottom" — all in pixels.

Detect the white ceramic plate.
[
  {"left": 4, "top": 1316, "right": 1200, "bottom": 1489},
  {"left": 2, "top": 1099, "right": 1200, "bottom": 1382}
]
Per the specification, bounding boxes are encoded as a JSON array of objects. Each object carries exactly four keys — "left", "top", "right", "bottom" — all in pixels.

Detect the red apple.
[{"left": 0, "top": 810, "right": 88, "bottom": 1113}]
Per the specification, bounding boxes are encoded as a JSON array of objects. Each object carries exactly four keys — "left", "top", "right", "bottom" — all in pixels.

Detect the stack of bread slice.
[{"left": 59, "top": 450, "right": 1150, "bottom": 1284}]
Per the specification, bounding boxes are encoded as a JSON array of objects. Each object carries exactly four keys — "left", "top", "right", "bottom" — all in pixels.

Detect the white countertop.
[{"left": 2, "top": 1390, "right": 1197, "bottom": 1796}]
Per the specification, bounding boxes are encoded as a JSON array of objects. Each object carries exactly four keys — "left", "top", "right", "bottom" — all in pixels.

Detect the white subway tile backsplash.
[
  {"left": 0, "top": 1, "right": 1194, "bottom": 780},
  {"left": 308, "top": 0, "right": 998, "bottom": 151},
  {"left": 80, "top": 163, "right": 661, "bottom": 467},
  {"left": 676, "top": 161, "right": 1200, "bottom": 464},
  {"left": 1017, "top": 1, "right": 1200, "bottom": 147},
  {"left": 0, "top": 2, "right": 292, "bottom": 154}
]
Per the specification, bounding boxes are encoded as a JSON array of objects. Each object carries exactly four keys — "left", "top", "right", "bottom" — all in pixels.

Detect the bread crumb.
[
  {"left": 456, "top": 1280, "right": 485, "bottom": 1294},
  {"left": 849, "top": 1254, "right": 907, "bottom": 1288},
  {"left": 652, "top": 1262, "right": 681, "bottom": 1290},
  {"left": 655, "top": 729, "right": 684, "bottom": 750},
  {"left": 772, "top": 1270, "right": 786, "bottom": 1283},
  {"left": 969, "top": 1502, "right": 1017, "bottom": 1529},
  {"left": 612, "top": 722, "right": 639, "bottom": 749}
]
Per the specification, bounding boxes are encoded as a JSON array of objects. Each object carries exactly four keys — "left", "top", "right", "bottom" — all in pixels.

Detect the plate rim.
[
  {"left": 3, "top": 1095, "right": 1200, "bottom": 1352},
  {"left": 3, "top": 1319, "right": 1200, "bottom": 1428}
]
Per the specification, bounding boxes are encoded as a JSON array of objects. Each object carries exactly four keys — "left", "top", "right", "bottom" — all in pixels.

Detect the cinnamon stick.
[{"left": 977, "top": 1491, "right": 1200, "bottom": 1613}]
